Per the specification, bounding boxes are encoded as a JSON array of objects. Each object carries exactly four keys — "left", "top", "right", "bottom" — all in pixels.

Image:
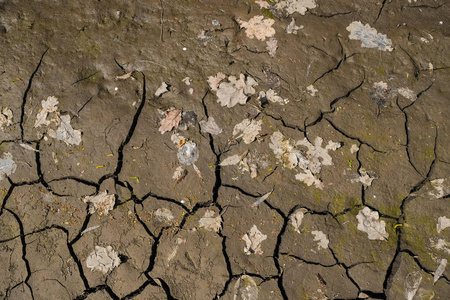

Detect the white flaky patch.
[
  {"left": 347, "top": 21, "right": 393, "bottom": 51},
  {"left": 356, "top": 207, "right": 389, "bottom": 240},
  {"left": 86, "top": 246, "right": 121, "bottom": 274}
]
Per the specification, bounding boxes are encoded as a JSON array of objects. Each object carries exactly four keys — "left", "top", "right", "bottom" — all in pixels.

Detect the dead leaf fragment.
[
  {"left": 238, "top": 15, "right": 275, "bottom": 41},
  {"left": 155, "top": 82, "right": 169, "bottom": 97},
  {"left": 242, "top": 225, "right": 267, "bottom": 255},
  {"left": 199, "top": 117, "right": 222, "bottom": 135},
  {"left": 0, "top": 107, "right": 13, "bottom": 129},
  {"left": 433, "top": 258, "right": 447, "bottom": 284},
  {"left": 83, "top": 191, "right": 115, "bottom": 215},
  {"left": 251, "top": 190, "right": 273, "bottom": 207},
  {"left": 0, "top": 153, "right": 17, "bottom": 181},
  {"left": 115, "top": 72, "right": 133, "bottom": 80},
  {"left": 356, "top": 207, "right": 389, "bottom": 240},
  {"left": 266, "top": 37, "right": 278, "bottom": 58},
  {"left": 47, "top": 114, "right": 82, "bottom": 146},
  {"left": 208, "top": 73, "right": 257, "bottom": 108},
  {"left": 86, "top": 246, "right": 121, "bottom": 274},
  {"left": 34, "top": 96, "right": 59, "bottom": 128},
  {"left": 311, "top": 230, "right": 329, "bottom": 250},
  {"left": 233, "top": 119, "right": 262, "bottom": 144},
  {"left": 198, "top": 210, "right": 222, "bottom": 232},
  {"left": 172, "top": 166, "right": 187, "bottom": 183},
  {"left": 159, "top": 109, "right": 182, "bottom": 134}
]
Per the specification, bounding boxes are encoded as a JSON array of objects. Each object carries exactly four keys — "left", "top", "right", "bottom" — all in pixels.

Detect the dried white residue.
[
  {"left": 233, "top": 275, "right": 258, "bottom": 300},
  {"left": 437, "top": 216, "right": 450, "bottom": 234},
  {"left": 0, "top": 153, "right": 17, "bottom": 181},
  {"left": 154, "top": 208, "right": 174, "bottom": 222},
  {"left": 297, "top": 137, "right": 341, "bottom": 174},
  {"left": 311, "top": 230, "right": 329, "bottom": 250},
  {"left": 258, "top": 89, "right": 287, "bottom": 105},
  {"left": 242, "top": 225, "right": 267, "bottom": 255},
  {"left": 233, "top": 119, "right": 262, "bottom": 144},
  {"left": 306, "top": 85, "right": 318, "bottom": 96},
  {"left": 182, "top": 77, "right": 191, "bottom": 85},
  {"left": 433, "top": 258, "right": 447, "bottom": 284},
  {"left": 351, "top": 168, "right": 375, "bottom": 187},
  {"left": 290, "top": 208, "right": 307, "bottom": 233},
  {"left": 83, "top": 191, "right": 115, "bottom": 215},
  {"left": 404, "top": 271, "right": 422, "bottom": 300},
  {"left": 34, "top": 96, "right": 59, "bottom": 128},
  {"left": 208, "top": 73, "right": 257, "bottom": 108},
  {"left": 429, "top": 178, "right": 449, "bottom": 199},
  {"left": 286, "top": 18, "right": 303, "bottom": 34},
  {"left": 350, "top": 144, "right": 359, "bottom": 154},
  {"left": 346, "top": 21, "right": 393, "bottom": 51},
  {"left": 199, "top": 117, "right": 223, "bottom": 135},
  {"left": 269, "top": 131, "right": 303, "bottom": 169},
  {"left": 198, "top": 210, "right": 222, "bottom": 232},
  {"left": 237, "top": 15, "right": 275, "bottom": 41},
  {"left": 155, "top": 82, "right": 169, "bottom": 97},
  {"left": 48, "top": 114, "right": 82, "bottom": 146},
  {"left": 397, "top": 87, "right": 417, "bottom": 102},
  {"left": 276, "top": 0, "right": 317, "bottom": 16},
  {"left": 266, "top": 37, "right": 278, "bottom": 58},
  {"left": 356, "top": 207, "right": 389, "bottom": 240},
  {"left": 0, "top": 107, "right": 13, "bottom": 129},
  {"left": 295, "top": 170, "right": 324, "bottom": 189},
  {"left": 86, "top": 246, "right": 121, "bottom": 274}
]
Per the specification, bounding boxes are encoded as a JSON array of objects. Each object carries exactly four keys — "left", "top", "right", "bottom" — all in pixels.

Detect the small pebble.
[{"left": 182, "top": 47, "right": 187, "bottom": 51}]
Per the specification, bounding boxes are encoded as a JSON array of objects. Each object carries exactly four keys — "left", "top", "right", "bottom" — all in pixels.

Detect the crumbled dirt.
[{"left": 0, "top": 1, "right": 449, "bottom": 299}]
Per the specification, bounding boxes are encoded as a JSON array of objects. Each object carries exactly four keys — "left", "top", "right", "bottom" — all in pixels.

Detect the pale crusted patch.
[
  {"left": 83, "top": 191, "right": 115, "bottom": 215},
  {"left": 198, "top": 210, "right": 222, "bottom": 232},
  {"left": 242, "top": 225, "right": 267, "bottom": 255},
  {"left": 86, "top": 246, "right": 120, "bottom": 274},
  {"left": 233, "top": 119, "right": 262, "bottom": 144},
  {"left": 208, "top": 73, "right": 257, "bottom": 108},
  {"left": 238, "top": 15, "right": 275, "bottom": 41},
  {"left": 347, "top": 21, "right": 393, "bottom": 51},
  {"left": 356, "top": 207, "right": 389, "bottom": 240}
]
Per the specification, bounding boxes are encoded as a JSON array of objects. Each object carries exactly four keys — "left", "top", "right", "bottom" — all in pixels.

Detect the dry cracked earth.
[{"left": 0, "top": 1, "right": 449, "bottom": 299}]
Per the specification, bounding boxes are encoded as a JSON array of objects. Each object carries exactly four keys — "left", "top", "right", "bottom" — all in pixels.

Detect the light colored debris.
[
  {"left": 351, "top": 168, "right": 375, "bottom": 187},
  {"left": 83, "top": 191, "right": 115, "bottom": 215},
  {"left": 198, "top": 210, "right": 222, "bottom": 232},
  {"left": 255, "top": 0, "right": 270, "bottom": 9},
  {"left": 167, "top": 238, "right": 186, "bottom": 262},
  {"left": 290, "top": 208, "right": 307, "bottom": 233},
  {"left": 306, "top": 85, "right": 318, "bottom": 96},
  {"left": 242, "top": 225, "right": 267, "bottom": 255},
  {"left": 356, "top": 207, "right": 389, "bottom": 240},
  {"left": 177, "top": 141, "right": 199, "bottom": 165},
  {"left": 172, "top": 166, "right": 187, "bottom": 183},
  {"left": 430, "top": 238, "right": 450, "bottom": 254},
  {"left": 199, "top": 117, "right": 222, "bottom": 135},
  {"left": 286, "top": 17, "right": 303, "bottom": 34},
  {"left": 346, "top": 21, "right": 393, "bottom": 51},
  {"left": 208, "top": 73, "right": 257, "bottom": 108},
  {"left": 233, "top": 275, "right": 258, "bottom": 300},
  {"left": 192, "top": 163, "right": 203, "bottom": 179},
  {"left": 155, "top": 208, "right": 174, "bottom": 222},
  {"left": 188, "top": 88, "right": 194, "bottom": 94},
  {"left": 81, "top": 225, "right": 101, "bottom": 235},
  {"left": 155, "top": 82, "right": 169, "bottom": 97},
  {"left": 295, "top": 170, "right": 324, "bottom": 189},
  {"left": 276, "top": 0, "right": 317, "bottom": 15},
  {"left": 397, "top": 87, "right": 417, "bottom": 101},
  {"left": 258, "top": 89, "right": 286, "bottom": 105},
  {"left": 182, "top": 77, "right": 191, "bottom": 85},
  {"left": 0, "top": 107, "right": 13, "bottom": 129},
  {"left": 233, "top": 119, "right": 262, "bottom": 144},
  {"left": 350, "top": 144, "right": 359, "bottom": 154},
  {"left": 404, "top": 271, "right": 422, "bottom": 300},
  {"left": 86, "top": 246, "right": 121, "bottom": 274},
  {"left": 170, "top": 132, "right": 186, "bottom": 145},
  {"left": 433, "top": 258, "right": 447, "bottom": 284},
  {"left": 251, "top": 190, "right": 273, "bottom": 207},
  {"left": 429, "top": 178, "right": 449, "bottom": 199},
  {"left": 240, "top": 151, "right": 269, "bottom": 178},
  {"left": 34, "top": 96, "right": 59, "bottom": 128},
  {"left": 370, "top": 81, "right": 393, "bottom": 108},
  {"left": 0, "top": 153, "right": 17, "bottom": 181},
  {"left": 115, "top": 72, "right": 133, "bottom": 80},
  {"left": 19, "top": 143, "right": 38, "bottom": 152},
  {"left": 437, "top": 216, "right": 450, "bottom": 234},
  {"left": 311, "top": 230, "right": 329, "bottom": 250},
  {"left": 197, "top": 30, "right": 212, "bottom": 44},
  {"left": 159, "top": 109, "right": 182, "bottom": 134},
  {"left": 266, "top": 37, "right": 278, "bottom": 58},
  {"left": 237, "top": 15, "right": 275, "bottom": 41},
  {"left": 298, "top": 137, "right": 341, "bottom": 171},
  {"left": 269, "top": 131, "right": 303, "bottom": 169},
  {"left": 47, "top": 114, "right": 82, "bottom": 146},
  {"left": 297, "top": 137, "right": 341, "bottom": 174},
  {"left": 220, "top": 153, "right": 245, "bottom": 166}
]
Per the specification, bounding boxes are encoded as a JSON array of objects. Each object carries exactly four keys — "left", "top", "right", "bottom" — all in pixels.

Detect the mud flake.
[
  {"left": 276, "top": 0, "right": 317, "bottom": 15},
  {"left": 290, "top": 208, "right": 307, "bottom": 233},
  {"left": 34, "top": 96, "right": 59, "bottom": 128},
  {"left": 295, "top": 170, "right": 323, "bottom": 189},
  {"left": 158, "top": 108, "right": 182, "bottom": 134},
  {"left": 86, "top": 245, "right": 121, "bottom": 274},
  {"left": 347, "top": 21, "right": 393, "bottom": 51},
  {"left": 356, "top": 207, "right": 389, "bottom": 240},
  {"left": 83, "top": 191, "right": 115, "bottom": 215},
  {"left": 198, "top": 210, "right": 222, "bottom": 232},
  {"left": 237, "top": 15, "right": 275, "bottom": 41},
  {"left": 0, "top": 107, "right": 13, "bottom": 129},
  {"left": 233, "top": 119, "right": 262, "bottom": 144},
  {"left": 47, "top": 114, "right": 82, "bottom": 145},
  {"left": 0, "top": 152, "right": 17, "bottom": 181},
  {"left": 199, "top": 116, "right": 222, "bottom": 135},
  {"left": 311, "top": 230, "right": 329, "bottom": 250},
  {"left": 208, "top": 73, "right": 257, "bottom": 108},
  {"left": 242, "top": 225, "right": 267, "bottom": 255}
]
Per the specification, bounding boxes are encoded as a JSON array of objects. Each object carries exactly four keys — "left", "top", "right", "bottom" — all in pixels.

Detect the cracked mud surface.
[{"left": 1, "top": 1, "right": 449, "bottom": 299}]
